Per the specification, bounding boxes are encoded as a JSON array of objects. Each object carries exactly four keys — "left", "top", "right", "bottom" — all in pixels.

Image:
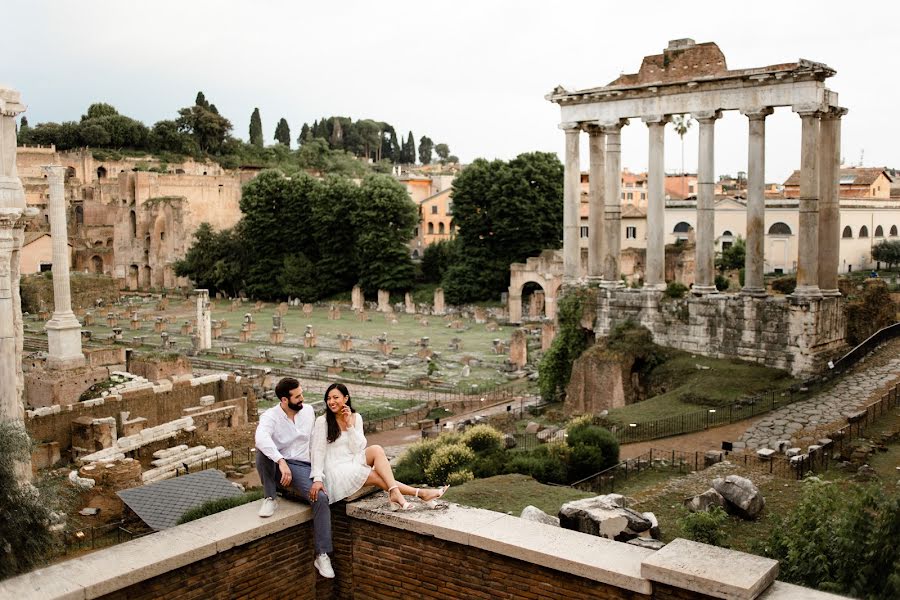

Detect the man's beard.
[{"left": 287, "top": 400, "right": 303, "bottom": 412}]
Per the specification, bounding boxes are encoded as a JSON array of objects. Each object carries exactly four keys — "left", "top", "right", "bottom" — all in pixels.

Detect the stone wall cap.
[
  {"left": 757, "top": 581, "right": 850, "bottom": 600},
  {"left": 0, "top": 500, "right": 312, "bottom": 600},
  {"left": 640, "top": 537, "right": 778, "bottom": 600},
  {"left": 347, "top": 497, "right": 653, "bottom": 594}
]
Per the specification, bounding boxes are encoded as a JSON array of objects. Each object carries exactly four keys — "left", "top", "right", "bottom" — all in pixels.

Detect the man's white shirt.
[{"left": 255, "top": 403, "right": 315, "bottom": 463}]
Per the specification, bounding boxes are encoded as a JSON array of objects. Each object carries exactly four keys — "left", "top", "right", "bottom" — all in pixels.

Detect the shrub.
[
  {"left": 425, "top": 444, "right": 475, "bottom": 486},
  {"left": 566, "top": 422, "right": 620, "bottom": 482},
  {"left": 471, "top": 449, "right": 508, "bottom": 479},
  {"left": 0, "top": 422, "right": 58, "bottom": 579},
  {"left": 446, "top": 470, "right": 475, "bottom": 486},
  {"left": 845, "top": 280, "right": 897, "bottom": 345},
  {"left": 770, "top": 275, "right": 796, "bottom": 294},
  {"left": 714, "top": 274, "right": 730, "bottom": 292},
  {"left": 678, "top": 505, "right": 728, "bottom": 547},
  {"left": 664, "top": 281, "right": 688, "bottom": 299},
  {"left": 176, "top": 489, "right": 263, "bottom": 525},
  {"left": 393, "top": 437, "right": 446, "bottom": 484},
  {"left": 504, "top": 449, "right": 568, "bottom": 485},
  {"left": 461, "top": 424, "right": 505, "bottom": 454},
  {"left": 761, "top": 480, "right": 900, "bottom": 599}
]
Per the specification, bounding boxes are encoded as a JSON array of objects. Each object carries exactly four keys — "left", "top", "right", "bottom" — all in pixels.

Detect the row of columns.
[{"left": 561, "top": 106, "right": 845, "bottom": 297}]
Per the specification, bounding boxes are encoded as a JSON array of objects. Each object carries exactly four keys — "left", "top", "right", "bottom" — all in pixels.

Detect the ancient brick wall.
[
  {"left": 24, "top": 379, "right": 249, "bottom": 450},
  {"left": 593, "top": 290, "right": 846, "bottom": 376}
]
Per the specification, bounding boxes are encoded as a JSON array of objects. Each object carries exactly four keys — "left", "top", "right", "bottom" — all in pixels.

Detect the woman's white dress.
[{"left": 310, "top": 412, "right": 372, "bottom": 504}]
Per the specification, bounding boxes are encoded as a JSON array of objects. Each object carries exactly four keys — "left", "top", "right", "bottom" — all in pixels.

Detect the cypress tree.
[
  {"left": 298, "top": 123, "right": 311, "bottom": 145},
  {"left": 249, "top": 108, "right": 263, "bottom": 147},
  {"left": 195, "top": 91, "right": 209, "bottom": 108},
  {"left": 274, "top": 118, "right": 291, "bottom": 146}
]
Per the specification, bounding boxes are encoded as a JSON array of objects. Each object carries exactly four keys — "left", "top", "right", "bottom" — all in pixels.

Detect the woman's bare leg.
[{"left": 363, "top": 445, "right": 444, "bottom": 503}]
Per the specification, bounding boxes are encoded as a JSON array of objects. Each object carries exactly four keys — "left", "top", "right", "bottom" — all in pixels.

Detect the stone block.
[
  {"left": 756, "top": 448, "right": 776, "bottom": 460},
  {"left": 640, "top": 538, "right": 778, "bottom": 600},
  {"left": 785, "top": 447, "right": 802, "bottom": 458}
]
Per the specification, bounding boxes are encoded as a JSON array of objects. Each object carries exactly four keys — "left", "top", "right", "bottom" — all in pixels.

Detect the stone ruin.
[
  {"left": 304, "top": 324, "right": 318, "bottom": 348},
  {"left": 328, "top": 304, "right": 341, "bottom": 320}
]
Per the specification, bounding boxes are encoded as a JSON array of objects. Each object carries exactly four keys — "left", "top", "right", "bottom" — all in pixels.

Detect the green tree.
[
  {"left": 309, "top": 176, "right": 361, "bottom": 295},
  {"left": 298, "top": 122, "right": 312, "bottom": 145},
  {"left": 716, "top": 236, "right": 745, "bottom": 271},
  {"left": 420, "top": 239, "right": 456, "bottom": 283},
  {"left": 0, "top": 422, "right": 58, "bottom": 579},
  {"left": 19, "top": 115, "right": 28, "bottom": 129},
  {"left": 149, "top": 119, "right": 198, "bottom": 155},
  {"left": 871, "top": 240, "right": 900, "bottom": 269},
  {"left": 435, "top": 143, "right": 450, "bottom": 163},
  {"left": 81, "top": 102, "right": 119, "bottom": 121},
  {"left": 173, "top": 223, "right": 245, "bottom": 296},
  {"left": 672, "top": 114, "right": 693, "bottom": 197},
  {"left": 352, "top": 174, "right": 417, "bottom": 292},
  {"left": 443, "top": 152, "right": 563, "bottom": 303},
  {"left": 419, "top": 136, "right": 434, "bottom": 165},
  {"left": 176, "top": 98, "right": 232, "bottom": 153},
  {"left": 401, "top": 131, "right": 416, "bottom": 164},
  {"left": 762, "top": 480, "right": 900, "bottom": 599},
  {"left": 195, "top": 91, "right": 209, "bottom": 109},
  {"left": 249, "top": 108, "right": 263, "bottom": 148},
  {"left": 274, "top": 118, "right": 291, "bottom": 147}
]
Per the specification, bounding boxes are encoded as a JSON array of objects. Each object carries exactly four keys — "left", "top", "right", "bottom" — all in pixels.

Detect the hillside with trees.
[{"left": 17, "top": 93, "right": 453, "bottom": 176}]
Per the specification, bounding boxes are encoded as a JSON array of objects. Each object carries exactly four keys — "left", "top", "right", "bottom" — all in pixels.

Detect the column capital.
[
  {"left": 693, "top": 110, "right": 722, "bottom": 122},
  {"left": 792, "top": 103, "right": 825, "bottom": 117},
  {"left": 642, "top": 115, "right": 671, "bottom": 126},
  {"left": 740, "top": 107, "right": 774, "bottom": 120},
  {"left": 40, "top": 164, "right": 65, "bottom": 179},
  {"left": 559, "top": 122, "right": 582, "bottom": 132},
  {"left": 598, "top": 118, "right": 629, "bottom": 133},
  {"left": 821, "top": 106, "right": 849, "bottom": 120},
  {"left": 0, "top": 88, "right": 26, "bottom": 118},
  {"left": 583, "top": 122, "right": 605, "bottom": 135}
]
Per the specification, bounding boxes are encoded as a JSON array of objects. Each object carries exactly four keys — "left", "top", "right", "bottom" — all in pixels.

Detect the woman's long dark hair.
[{"left": 324, "top": 382, "right": 355, "bottom": 443}]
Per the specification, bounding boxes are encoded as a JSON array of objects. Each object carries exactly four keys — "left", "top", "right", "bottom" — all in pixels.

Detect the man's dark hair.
[{"left": 275, "top": 377, "right": 300, "bottom": 402}]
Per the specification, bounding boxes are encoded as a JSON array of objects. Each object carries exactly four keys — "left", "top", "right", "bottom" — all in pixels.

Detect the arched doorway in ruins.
[
  {"left": 520, "top": 282, "right": 547, "bottom": 321},
  {"left": 141, "top": 265, "right": 152, "bottom": 289},
  {"left": 128, "top": 264, "right": 139, "bottom": 290},
  {"left": 90, "top": 255, "right": 103, "bottom": 274},
  {"left": 508, "top": 250, "right": 564, "bottom": 324}
]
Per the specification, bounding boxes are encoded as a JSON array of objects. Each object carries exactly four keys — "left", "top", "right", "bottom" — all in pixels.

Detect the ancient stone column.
[
  {"left": 404, "top": 291, "right": 415, "bottom": 314},
  {"left": 585, "top": 124, "right": 605, "bottom": 281},
  {"left": 351, "top": 284, "right": 362, "bottom": 311},
  {"left": 818, "top": 108, "right": 847, "bottom": 296},
  {"left": 741, "top": 108, "right": 773, "bottom": 297},
  {"left": 509, "top": 328, "right": 527, "bottom": 369},
  {"left": 792, "top": 108, "right": 823, "bottom": 299},
  {"left": 693, "top": 111, "right": 722, "bottom": 295},
  {"left": 196, "top": 289, "right": 211, "bottom": 350},
  {"left": 433, "top": 287, "right": 445, "bottom": 315},
  {"left": 377, "top": 289, "right": 390, "bottom": 312},
  {"left": 0, "top": 88, "right": 35, "bottom": 479},
  {"left": 600, "top": 120, "right": 628, "bottom": 288},
  {"left": 643, "top": 115, "right": 669, "bottom": 290},
  {"left": 561, "top": 122, "right": 581, "bottom": 280},
  {"left": 42, "top": 165, "right": 86, "bottom": 370},
  {"left": 507, "top": 287, "right": 522, "bottom": 324}
]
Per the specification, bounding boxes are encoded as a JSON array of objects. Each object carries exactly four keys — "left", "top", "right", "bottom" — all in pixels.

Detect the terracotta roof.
[{"left": 783, "top": 167, "right": 891, "bottom": 187}]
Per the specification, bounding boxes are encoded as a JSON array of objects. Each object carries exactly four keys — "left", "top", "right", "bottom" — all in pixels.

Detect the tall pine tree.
[
  {"left": 298, "top": 123, "right": 311, "bottom": 145},
  {"left": 274, "top": 118, "right": 291, "bottom": 146},
  {"left": 403, "top": 132, "right": 416, "bottom": 164},
  {"left": 195, "top": 91, "right": 209, "bottom": 109},
  {"left": 418, "top": 136, "right": 433, "bottom": 165},
  {"left": 249, "top": 108, "right": 263, "bottom": 147}
]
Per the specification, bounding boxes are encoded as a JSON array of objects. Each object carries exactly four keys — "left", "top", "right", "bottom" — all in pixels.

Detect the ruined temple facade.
[
  {"left": 16, "top": 146, "right": 246, "bottom": 289},
  {"left": 544, "top": 40, "right": 848, "bottom": 375}
]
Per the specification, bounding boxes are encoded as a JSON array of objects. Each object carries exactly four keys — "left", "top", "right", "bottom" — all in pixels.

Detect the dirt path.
[{"left": 617, "top": 417, "right": 764, "bottom": 460}]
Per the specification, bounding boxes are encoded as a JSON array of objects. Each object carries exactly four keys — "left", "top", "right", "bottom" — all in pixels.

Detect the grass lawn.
[
  {"left": 442, "top": 473, "right": 593, "bottom": 516},
  {"left": 606, "top": 353, "right": 799, "bottom": 425}
]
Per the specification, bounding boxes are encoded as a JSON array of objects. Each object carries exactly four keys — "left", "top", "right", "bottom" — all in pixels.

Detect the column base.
[
  {"left": 692, "top": 285, "right": 718, "bottom": 296},
  {"left": 789, "top": 285, "right": 823, "bottom": 300},
  {"left": 820, "top": 288, "right": 841, "bottom": 297},
  {"left": 740, "top": 287, "right": 767, "bottom": 298},
  {"left": 46, "top": 354, "right": 87, "bottom": 370},
  {"left": 642, "top": 282, "right": 666, "bottom": 292},
  {"left": 599, "top": 279, "right": 624, "bottom": 290},
  {"left": 46, "top": 315, "right": 85, "bottom": 370}
]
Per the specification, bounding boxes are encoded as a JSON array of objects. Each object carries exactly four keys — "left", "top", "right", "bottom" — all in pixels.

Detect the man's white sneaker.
[
  {"left": 258, "top": 497, "right": 277, "bottom": 518},
  {"left": 314, "top": 553, "right": 335, "bottom": 578}
]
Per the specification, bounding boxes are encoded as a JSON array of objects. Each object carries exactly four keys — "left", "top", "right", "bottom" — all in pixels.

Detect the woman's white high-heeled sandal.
[
  {"left": 421, "top": 485, "right": 450, "bottom": 509},
  {"left": 387, "top": 485, "right": 412, "bottom": 511}
]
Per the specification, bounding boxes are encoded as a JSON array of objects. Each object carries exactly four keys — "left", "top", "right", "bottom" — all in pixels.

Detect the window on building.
[
  {"left": 626, "top": 192, "right": 633, "bottom": 200},
  {"left": 891, "top": 225, "right": 898, "bottom": 237},
  {"left": 39, "top": 263, "right": 52, "bottom": 273},
  {"left": 640, "top": 192, "right": 646, "bottom": 200},
  {"left": 859, "top": 225, "right": 869, "bottom": 238},
  {"left": 842, "top": 226, "right": 853, "bottom": 238},
  {"left": 688, "top": 184, "right": 695, "bottom": 193},
  {"left": 446, "top": 201, "right": 453, "bottom": 215},
  {"left": 626, "top": 226, "right": 637, "bottom": 239},
  {"left": 673, "top": 222, "right": 692, "bottom": 233},
  {"left": 875, "top": 225, "right": 884, "bottom": 237},
  {"left": 427, "top": 223, "right": 434, "bottom": 234},
  {"left": 768, "top": 222, "right": 792, "bottom": 235},
  {"left": 580, "top": 226, "right": 589, "bottom": 238},
  {"left": 438, "top": 223, "right": 445, "bottom": 234},
  {"left": 431, "top": 205, "right": 438, "bottom": 214}
]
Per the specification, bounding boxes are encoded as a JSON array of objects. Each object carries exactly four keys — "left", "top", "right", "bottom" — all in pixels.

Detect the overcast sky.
[{"left": 3, "top": 1, "right": 898, "bottom": 184}]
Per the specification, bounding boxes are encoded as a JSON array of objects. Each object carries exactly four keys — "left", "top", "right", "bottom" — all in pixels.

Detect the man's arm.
[{"left": 255, "top": 412, "right": 284, "bottom": 464}]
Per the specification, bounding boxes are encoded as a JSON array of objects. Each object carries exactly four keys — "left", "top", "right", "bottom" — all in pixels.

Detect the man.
[{"left": 255, "top": 377, "right": 335, "bottom": 579}]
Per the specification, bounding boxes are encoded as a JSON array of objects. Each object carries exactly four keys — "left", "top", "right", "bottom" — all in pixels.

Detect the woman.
[{"left": 310, "top": 383, "right": 447, "bottom": 510}]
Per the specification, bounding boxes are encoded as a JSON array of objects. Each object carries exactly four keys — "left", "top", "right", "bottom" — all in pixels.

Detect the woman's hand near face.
[{"left": 340, "top": 405, "right": 353, "bottom": 427}]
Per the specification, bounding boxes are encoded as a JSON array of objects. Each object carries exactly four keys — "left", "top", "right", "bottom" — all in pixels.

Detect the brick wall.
[{"left": 25, "top": 378, "right": 251, "bottom": 451}]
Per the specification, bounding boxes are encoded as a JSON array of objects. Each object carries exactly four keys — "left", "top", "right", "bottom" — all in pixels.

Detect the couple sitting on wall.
[{"left": 254, "top": 377, "right": 449, "bottom": 579}]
